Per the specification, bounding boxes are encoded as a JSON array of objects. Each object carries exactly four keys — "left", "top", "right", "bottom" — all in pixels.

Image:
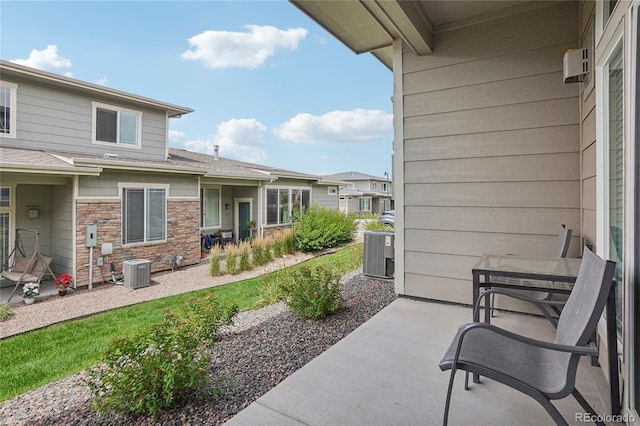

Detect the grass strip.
[{"left": 0, "top": 244, "right": 363, "bottom": 402}]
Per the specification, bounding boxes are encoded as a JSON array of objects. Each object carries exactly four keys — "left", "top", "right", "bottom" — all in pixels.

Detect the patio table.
[{"left": 472, "top": 254, "right": 620, "bottom": 415}]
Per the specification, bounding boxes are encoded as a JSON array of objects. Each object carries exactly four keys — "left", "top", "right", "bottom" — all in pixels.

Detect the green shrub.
[
  {"left": 0, "top": 303, "right": 12, "bottom": 321},
  {"left": 225, "top": 244, "right": 238, "bottom": 275},
  {"left": 253, "top": 268, "right": 292, "bottom": 309},
  {"left": 364, "top": 220, "right": 393, "bottom": 231},
  {"left": 209, "top": 244, "right": 222, "bottom": 276},
  {"left": 86, "top": 294, "right": 238, "bottom": 417},
  {"left": 239, "top": 241, "right": 252, "bottom": 272},
  {"left": 283, "top": 265, "right": 344, "bottom": 319},
  {"left": 294, "top": 205, "right": 357, "bottom": 251}
]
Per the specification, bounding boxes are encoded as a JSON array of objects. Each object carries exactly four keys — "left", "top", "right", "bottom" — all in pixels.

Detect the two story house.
[
  {"left": 326, "top": 171, "right": 392, "bottom": 215},
  {"left": 0, "top": 60, "right": 340, "bottom": 290}
]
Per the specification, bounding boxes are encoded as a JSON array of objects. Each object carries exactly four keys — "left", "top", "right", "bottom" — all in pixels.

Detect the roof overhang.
[
  {"left": 290, "top": 0, "right": 434, "bottom": 70},
  {"left": 290, "top": 1, "right": 525, "bottom": 69},
  {"left": 0, "top": 164, "right": 102, "bottom": 176}
]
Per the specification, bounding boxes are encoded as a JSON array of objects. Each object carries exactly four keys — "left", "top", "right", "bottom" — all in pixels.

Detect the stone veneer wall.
[
  {"left": 75, "top": 199, "right": 201, "bottom": 287},
  {"left": 262, "top": 225, "right": 292, "bottom": 238}
]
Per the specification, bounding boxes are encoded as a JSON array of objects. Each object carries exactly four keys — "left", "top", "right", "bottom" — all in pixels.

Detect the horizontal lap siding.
[
  {"left": 400, "top": 1, "right": 580, "bottom": 302},
  {"left": 9, "top": 80, "right": 169, "bottom": 161}
]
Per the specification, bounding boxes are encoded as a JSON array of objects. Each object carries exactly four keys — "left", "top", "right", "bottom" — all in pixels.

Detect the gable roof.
[{"left": 0, "top": 60, "right": 193, "bottom": 117}]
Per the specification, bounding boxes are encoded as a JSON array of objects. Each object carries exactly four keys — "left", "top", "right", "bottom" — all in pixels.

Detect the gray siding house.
[
  {"left": 0, "top": 60, "right": 339, "bottom": 290},
  {"left": 293, "top": 0, "right": 639, "bottom": 420},
  {"left": 326, "top": 171, "right": 392, "bottom": 215}
]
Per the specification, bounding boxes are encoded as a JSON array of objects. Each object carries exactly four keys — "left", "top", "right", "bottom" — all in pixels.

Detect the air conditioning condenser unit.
[
  {"left": 363, "top": 230, "right": 394, "bottom": 279},
  {"left": 123, "top": 259, "right": 151, "bottom": 289}
]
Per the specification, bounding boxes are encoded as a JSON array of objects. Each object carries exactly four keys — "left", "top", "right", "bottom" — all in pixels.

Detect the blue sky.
[{"left": 1, "top": 0, "right": 393, "bottom": 177}]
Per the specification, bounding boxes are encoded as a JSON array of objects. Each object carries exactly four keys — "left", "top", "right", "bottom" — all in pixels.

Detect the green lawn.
[{"left": 0, "top": 244, "right": 363, "bottom": 402}]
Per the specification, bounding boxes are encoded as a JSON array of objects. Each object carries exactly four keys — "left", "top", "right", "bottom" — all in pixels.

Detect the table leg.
[
  {"left": 472, "top": 272, "right": 481, "bottom": 384},
  {"left": 606, "top": 284, "right": 620, "bottom": 415},
  {"left": 473, "top": 273, "right": 480, "bottom": 322},
  {"left": 484, "top": 274, "right": 491, "bottom": 324}
]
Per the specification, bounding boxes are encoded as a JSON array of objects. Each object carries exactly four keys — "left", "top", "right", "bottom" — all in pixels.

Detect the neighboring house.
[
  {"left": 0, "top": 60, "right": 339, "bottom": 289},
  {"left": 292, "top": 0, "right": 639, "bottom": 418},
  {"left": 326, "top": 171, "right": 392, "bottom": 215}
]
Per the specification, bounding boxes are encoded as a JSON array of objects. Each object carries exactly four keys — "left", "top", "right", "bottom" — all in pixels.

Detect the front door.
[{"left": 235, "top": 199, "right": 252, "bottom": 241}]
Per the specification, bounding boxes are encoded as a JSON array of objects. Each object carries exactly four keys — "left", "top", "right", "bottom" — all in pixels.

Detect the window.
[
  {"left": 358, "top": 197, "right": 371, "bottom": 212},
  {"left": 93, "top": 102, "right": 141, "bottom": 147},
  {"left": 328, "top": 186, "right": 337, "bottom": 195},
  {"left": 122, "top": 187, "right": 166, "bottom": 244},
  {"left": 371, "top": 182, "right": 377, "bottom": 190},
  {"left": 0, "top": 82, "right": 17, "bottom": 138},
  {"left": 382, "top": 182, "right": 388, "bottom": 192},
  {"left": 0, "top": 212, "right": 8, "bottom": 270},
  {"left": 0, "top": 187, "right": 9, "bottom": 268},
  {"left": 0, "top": 187, "right": 9, "bottom": 207},
  {"left": 201, "top": 188, "right": 220, "bottom": 227},
  {"left": 265, "top": 187, "right": 310, "bottom": 225}
]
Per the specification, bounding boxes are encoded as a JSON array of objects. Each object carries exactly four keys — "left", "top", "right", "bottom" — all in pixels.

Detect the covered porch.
[{"left": 228, "top": 298, "right": 616, "bottom": 425}]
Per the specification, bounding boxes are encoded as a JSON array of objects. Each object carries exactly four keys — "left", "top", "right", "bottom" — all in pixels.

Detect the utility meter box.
[
  {"left": 86, "top": 225, "right": 97, "bottom": 247},
  {"left": 363, "top": 230, "right": 395, "bottom": 279}
]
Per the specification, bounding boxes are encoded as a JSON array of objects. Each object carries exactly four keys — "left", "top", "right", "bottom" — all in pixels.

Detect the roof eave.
[{"left": 0, "top": 60, "right": 194, "bottom": 117}]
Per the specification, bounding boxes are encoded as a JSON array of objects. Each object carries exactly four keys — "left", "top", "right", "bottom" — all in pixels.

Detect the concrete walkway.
[{"left": 227, "top": 298, "right": 615, "bottom": 426}]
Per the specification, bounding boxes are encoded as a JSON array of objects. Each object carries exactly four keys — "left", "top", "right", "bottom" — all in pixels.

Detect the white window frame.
[
  {"left": 264, "top": 186, "right": 311, "bottom": 226},
  {"left": 92, "top": 101, "right": 142, "bottom": 148},
  {"left": 119, "top": 183, "right": 168, "bottom": 245},
  {"left": 0, "top": 186, "right": 11, "bottom": 269},
  {"left": 328, "top": 186, "right": 337, "bottom": 195},
  {"left": 200, "top": 186, "right": 221, "bottom": 229},
  {"left": 358, "top": 197, "right": 372, "bottom": 212},
  {"left": 0, "top": 81, "right": 17, "bottom": 139}
]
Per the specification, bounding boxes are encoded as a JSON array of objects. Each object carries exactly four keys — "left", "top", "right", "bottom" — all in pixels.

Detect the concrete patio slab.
[{"left": 227, "top": 298, "right": 614, "bottom": 425}]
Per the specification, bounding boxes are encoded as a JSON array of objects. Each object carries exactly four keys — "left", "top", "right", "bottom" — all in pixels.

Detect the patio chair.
[
  {"left": 490, "top": 224, "right": 572, "bottom": 324},
  {"left": 439, "top": 247, "right": 615, "bottom": 426}
]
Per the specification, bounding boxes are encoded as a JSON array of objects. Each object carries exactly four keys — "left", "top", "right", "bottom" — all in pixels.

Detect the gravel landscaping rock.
[{"left": 0, "top": 270, "right": 395, "bottom": 425}]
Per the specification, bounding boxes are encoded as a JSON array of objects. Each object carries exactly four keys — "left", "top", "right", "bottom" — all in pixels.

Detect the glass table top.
[{"left": 473, "top": 254, "right": 582, "bottom": 282}]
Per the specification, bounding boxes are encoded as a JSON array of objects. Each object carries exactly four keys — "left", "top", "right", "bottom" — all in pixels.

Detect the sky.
[{"left": 1, "top": 0, "right": 394, "bottom": 178}]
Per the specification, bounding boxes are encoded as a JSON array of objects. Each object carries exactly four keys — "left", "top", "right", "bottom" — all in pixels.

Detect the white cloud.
[
  {"left": 172, "top": 119, "right": 268, "bottom": 164},
  {"left": 274, "top": 109, "right": 393, "bottom": 145},
  {"left": 95, "top": 75, "right": 108, "bottom": 85},
  {"left": 11, "top": 45, "right": 73, "bottom": 73},
  {"left": 181, "top": 25, "right": 307, "bottom": 69}
]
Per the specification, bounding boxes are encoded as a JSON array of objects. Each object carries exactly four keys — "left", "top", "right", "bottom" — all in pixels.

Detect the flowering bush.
[
  {"left": 23, "top": 282, "right": 39, "bottom": 299},
  {"left": 56, "top": 273, "right": 72, "bottom": 289}
]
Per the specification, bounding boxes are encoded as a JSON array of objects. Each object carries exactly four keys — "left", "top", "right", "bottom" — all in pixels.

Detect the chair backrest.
[
  {"left": 552, "top": 224, "right": 572, "bottom": 258},
  {"left": 555, "top": 247, "right": 615, "bottom": 347}
]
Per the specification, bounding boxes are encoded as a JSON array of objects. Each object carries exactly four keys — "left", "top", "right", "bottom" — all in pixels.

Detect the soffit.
[{"left": 290, "top": 0, "right": 522, "bottom": 68}]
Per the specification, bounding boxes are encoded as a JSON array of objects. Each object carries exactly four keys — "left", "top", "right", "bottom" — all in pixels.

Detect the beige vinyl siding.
[
  {"left": 579, "top": 1, "right": 597, "bottom": 250},
  {"left": 49, "top": 184, "right": 73, "bottom": 275},
  {"left": 311, "top": 184, "right": 339, "bottom": 210},
  {"left": 400, "top": 1, "right": 580, "bottom": 303},
  {"left": 78, "top": 171, "right": 198, "bottom": 198},
  {"left": 6, "top": 78, "right": 168, "bottom": 162}
]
